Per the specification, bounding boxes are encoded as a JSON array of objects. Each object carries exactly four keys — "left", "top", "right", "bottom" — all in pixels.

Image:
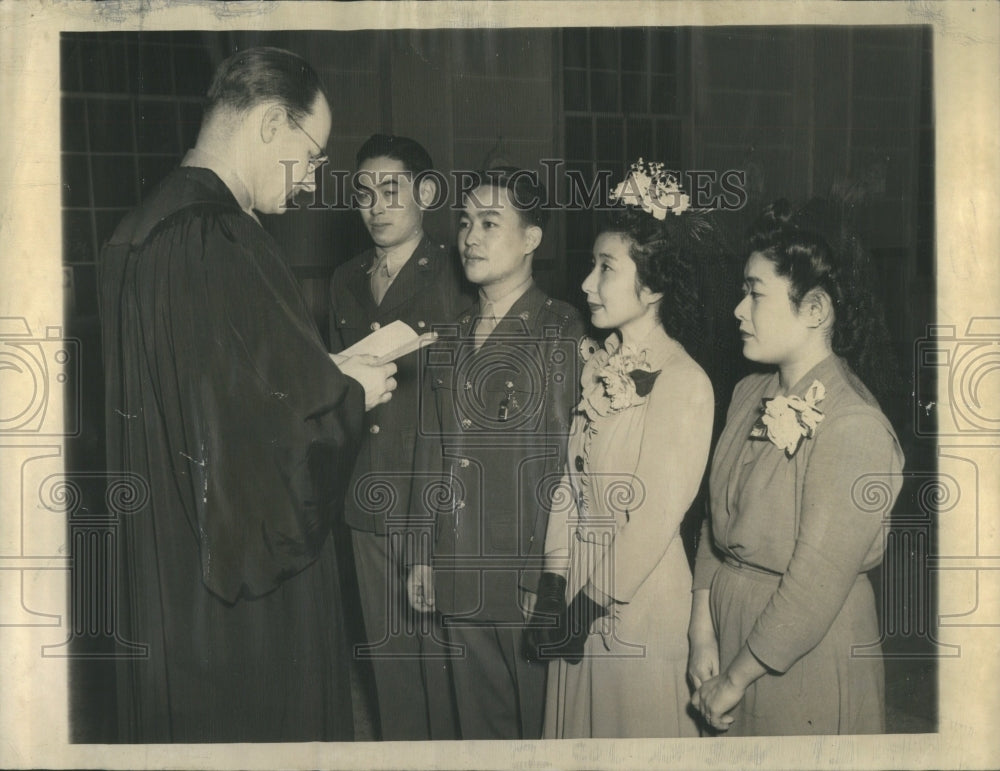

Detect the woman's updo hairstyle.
[
  {"left": 597, "top": 205, "right": 701, "bottom": 352},
  {"left": 747, "top": 198, "right": 896, "bottom": 402}
]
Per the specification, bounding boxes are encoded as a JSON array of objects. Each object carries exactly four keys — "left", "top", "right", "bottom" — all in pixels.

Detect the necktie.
[
  {"left": 370, "top": 255, "right": 392, "bottom": 305},
  {"left": 474, "top": 302, "right": 497, "bottom": 348}
]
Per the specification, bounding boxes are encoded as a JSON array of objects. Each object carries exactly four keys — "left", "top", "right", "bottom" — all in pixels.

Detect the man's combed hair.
[
  {"left": 205, "top": 46, "right": 328, "bottom": 122},
  {"left": 471, "top": 166, "right": 550, "bottom": 231},
  {"left": 356, "top": 134, "right": 434, "bottom": 176}
]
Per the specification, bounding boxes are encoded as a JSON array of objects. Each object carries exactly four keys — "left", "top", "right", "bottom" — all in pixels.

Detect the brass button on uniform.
[
  {"left": 370, "top": 321, "right": 381, "bottom": 331},
  {"left": 369, "top": 424, "right": 380, "bottom": 434},
  {"left": 417, "top": 320, "right": 426, "bottom": 329},
  {"left": 458, "top": 458, "right": 470, "bottom": 468},
  {"left": 461, "top": 418, "right": 472, "bottom": 429}
]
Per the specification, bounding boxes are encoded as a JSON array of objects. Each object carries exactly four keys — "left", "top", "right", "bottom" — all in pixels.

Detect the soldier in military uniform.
[
  {"left": 406, "top": 168, "right": 585, "bottom": 739},
  {"left": 329, "top": 134, "right": 471, "bottom": 740}
]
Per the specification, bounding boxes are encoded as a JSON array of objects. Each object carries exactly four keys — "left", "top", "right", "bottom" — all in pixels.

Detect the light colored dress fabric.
[
  {"left": 693, "top": 354, "right": 904, "bottom": 735},
  {"left": 542, "top": 326, "right": 713, "bottom": 739}
]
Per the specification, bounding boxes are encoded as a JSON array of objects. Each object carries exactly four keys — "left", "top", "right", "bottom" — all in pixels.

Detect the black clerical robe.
[{"left": 99, "top": 167, "right": 363, "bottom": 742}]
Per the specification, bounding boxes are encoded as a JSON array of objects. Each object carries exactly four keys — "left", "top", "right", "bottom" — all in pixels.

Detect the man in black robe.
[{"left": 99, "top": 47, "right": 396, "bottom": 742}]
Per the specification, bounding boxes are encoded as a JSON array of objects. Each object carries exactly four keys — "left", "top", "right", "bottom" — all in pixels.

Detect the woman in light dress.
[{"left": 525, "top": 164, "right": 713, "bottom": 738}]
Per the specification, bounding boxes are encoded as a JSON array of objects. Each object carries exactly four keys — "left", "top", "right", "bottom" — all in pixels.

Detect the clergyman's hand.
[{"left": 332, "top": 354, "right": 397, "bottom": 410}]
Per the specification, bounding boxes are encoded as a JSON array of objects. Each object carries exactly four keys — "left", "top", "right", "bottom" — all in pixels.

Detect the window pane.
[
  {"left": 63, "top": 210, "right": 95, "bottom": 264},
  {"left": 595, "top": 117, "right": 623, "bottom": 163},
  {"left": 590, "top": 71, "right": 618, "bottom": 113},
  {"left": 621, "top": 72, "right": 648, "bottom": 114},
  {"left": 80, "top": 40, "right": 129, "bottom": 93},
  {"left": 563, "top": 69, "right": 588, "bottom": 112},
  {"left": 62, "top": 154, "right": 91, "bottom": 208},
  {"left": 88, "top": 99, "right": 135, "bottom": 154},
  {"left": 562, "top": 29, "right": 589, "bottom": 69},
  {"left": 136, "top": 100, "right": 179, "bottom": 155},
  {"left": 621, "top": 28, "right": 648, "bottom": 72},
  {"left": 651, "top": 74, "right": 677, "bottom": 114},
  {"left": 565, "top": 116, "right": 592, "bottom": 160},
  {"left": 590, "top": 28, "right": 619, "bottom": 71},
  {"left": 650, "top": 30, "right": 679, "bottom": 75},
  {"left": 91, "top": 155, "right": 138, "bottom": 208},
  {"left": 127, "top": 43, "right": 174, "bottom": 95},
  {"left": 62, "top": 98, "right": 88, "bottom": 153},
  {"left": 626, "top": 118, "right": 654, "bottom": 162}
]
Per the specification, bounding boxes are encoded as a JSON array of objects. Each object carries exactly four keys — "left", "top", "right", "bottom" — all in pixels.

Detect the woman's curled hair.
[
  {"left": 598, "top": 206, "right": 702, "bottom": 353},
  {"left": 747, "top": 198, "right": 897, "bottom": 403}
]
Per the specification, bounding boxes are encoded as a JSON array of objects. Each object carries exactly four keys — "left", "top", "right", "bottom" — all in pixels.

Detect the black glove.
[
  {"left": 546, "top": 588, "right": 608, "bottom": 665},
  {"left": 521, "top": 572, "right": 567, "bottom": 663}
]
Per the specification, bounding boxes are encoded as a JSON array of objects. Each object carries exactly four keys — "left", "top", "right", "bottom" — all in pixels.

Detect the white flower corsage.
[
  {"left": 578, "top": 335, "right": 661, "bottom": 418},
  {"left": 749, "top": 379, "right": 826, "bottom": 457},
  {"left": 610, "top": 157, "right": 691, "bottom": 220}
]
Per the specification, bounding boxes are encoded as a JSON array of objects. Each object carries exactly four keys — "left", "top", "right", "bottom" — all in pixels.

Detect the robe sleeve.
[
  {"left": 589, "top": 362, "right": 714, "bottom": 604},
  {"left": 147, "top": 207, "right": 363, "bottom": 602},
  {"left": 745, "top": 410, "right": 903, "bottom": 672}
]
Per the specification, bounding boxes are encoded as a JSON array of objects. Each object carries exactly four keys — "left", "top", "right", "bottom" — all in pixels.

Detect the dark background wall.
[{"left": 61, "top": 27, "right": 937, "bottom": 739}]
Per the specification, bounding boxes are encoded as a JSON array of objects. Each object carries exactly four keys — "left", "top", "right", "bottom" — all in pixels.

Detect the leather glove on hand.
[
  {"left": 548, "top": 588, "right": 608, "bottom": 665},
  {"left": 521, "top": 572, "right": 567, "bottom": 662}
]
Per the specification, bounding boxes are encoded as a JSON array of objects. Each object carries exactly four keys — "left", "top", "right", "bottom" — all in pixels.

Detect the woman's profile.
[
  {"left": 689, "top": 199, "right": 905, "bottom": 736},
  {"left": 525, "top": 161, "right": 714, "bottom": 739}
]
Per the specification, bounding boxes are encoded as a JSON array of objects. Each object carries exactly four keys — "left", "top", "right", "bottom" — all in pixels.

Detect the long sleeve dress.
[
  {"left": 542, "top": 326, "right": 713, "bottom": 739},
  {"left": 693, "top": 354, "right": 904, "bottom": 736}
]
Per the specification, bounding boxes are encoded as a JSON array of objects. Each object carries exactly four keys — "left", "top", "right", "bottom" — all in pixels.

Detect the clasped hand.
[
  {"left": 690, "top": 673, "right": 742, "bottom": 732},
  {"left": 331, "top": 353, "right": 397, "bottom": 410},
  {"left": 521, "top": 573, "right": 606, "bottom": 665}
]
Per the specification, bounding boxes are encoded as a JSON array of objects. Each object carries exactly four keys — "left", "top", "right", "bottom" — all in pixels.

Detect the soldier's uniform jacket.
[
  {"left": 330, "top": 236, "right": 472, "bottom": 534},
  {"left": 407, "top": 284, "right": 585, "bottom": 623}
]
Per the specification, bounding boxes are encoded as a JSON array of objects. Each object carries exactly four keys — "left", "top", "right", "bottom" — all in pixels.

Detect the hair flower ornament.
[
  {"left": 610, "top": 158, "right": 691, "bottom": 220},
  {"left": 749, "top": 380, "right": 826, "bottom": 457},
  {"left": 578, "top": 335, "right": 661, "bottom": 418}
]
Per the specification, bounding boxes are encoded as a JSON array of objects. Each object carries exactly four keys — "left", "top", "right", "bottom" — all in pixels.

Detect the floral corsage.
[
  {"left": 749, "top": 379, "right": 826, "bottom": 457},
  {"left": 578, "top": 335, "right": 661, "bottom": 418}
]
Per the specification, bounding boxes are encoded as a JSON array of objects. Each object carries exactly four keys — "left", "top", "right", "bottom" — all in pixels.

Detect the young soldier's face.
[{"left": 355, "top": 156, "right": 425, "bottom": 250}]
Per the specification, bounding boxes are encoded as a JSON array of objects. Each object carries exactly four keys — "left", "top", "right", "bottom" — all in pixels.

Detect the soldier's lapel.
[
  {"left": 377, "top": 237, "right": 436, "bottom": 315},
  {"left": 492, "top": 283, "right": 544, "bottom": 338},
  {"left": 346, "top": 250, "right": 378, "bottom": 310}
]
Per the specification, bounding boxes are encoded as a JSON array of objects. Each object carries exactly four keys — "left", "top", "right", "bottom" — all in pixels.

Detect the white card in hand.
[{"left": 338, "top": 320, "right": 436, "bottom": 365}]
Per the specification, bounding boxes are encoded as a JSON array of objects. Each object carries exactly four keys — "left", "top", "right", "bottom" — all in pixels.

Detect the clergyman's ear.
[{"left": 260, "top": 104, "right": 286, "bottom": 144}]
